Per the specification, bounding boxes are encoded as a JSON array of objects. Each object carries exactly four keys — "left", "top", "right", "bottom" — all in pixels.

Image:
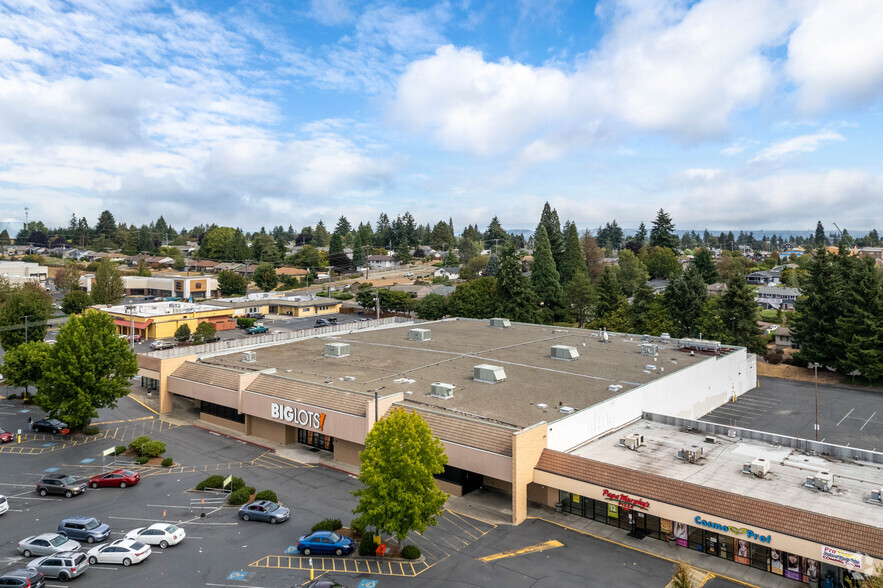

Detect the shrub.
[
  {"left": 244, "top": 486, "right": 256, "bottom": 496},
  {"left": 228, "top": 487, "right": 251, "bottom": 505},
  {"left": 358, "top": 537, "right": 379, "bottom": 557},
  {"left": 114, "top": 446, "right": 127, "bottom": 455},
  {"left": 6, "top": 393, "right": 16, "bottom": 400},
  {"left": 135, "top": 456, "right": 150, "bottom": 465},
  {"left": 129, "top": 435, "right": 151, "bottom": 454},
  {"left": 142, "top": 440, "right": 166, "bottom": 458},
  {"left": 311, "top": 518, "right": 343, "bottom": 533},
  {"left": 764, "top": 351, "right": 784, "bottom": 365},
  {"left": 236, "top": 317, "right": 256, "bottom": 328},
  {"left": 196, "top": 475, "right": 226, "bottom": 491},
  {"left": 84, "top": 427, "right": 99, "bottom": 436},
  {"left": 349, "top": 518, "right": 367, "bottom": 537},
  {"left": 230, "top": 477, "right": 246, "bottom": 492},
  {"left": 161, "top": 458, "right": 173, "bottom": 467},
  {"left": 255, "top": 490, "right": 277, "bottom": 503},
  {"left": 401, "top": 545, "right": 421, "bottom": 560}
]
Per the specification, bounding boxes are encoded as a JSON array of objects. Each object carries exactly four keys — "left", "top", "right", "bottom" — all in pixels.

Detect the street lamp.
[
  {"left": 810, "top": 362, "right": 821, "bottom": 441},
  {"left": 20, "top": 314, "right": 32, "bottom": 343},
  {"left": 125, "top": 305, "right": 136, "bottom": 351}
]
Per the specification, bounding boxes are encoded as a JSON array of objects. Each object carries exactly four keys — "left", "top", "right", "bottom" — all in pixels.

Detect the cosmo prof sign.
[
  {"left": 270, "top": 402, "right": 326, "bottom": 431},
  {"left": 694, "top": 516, "right": 772, "bottom": 543}
]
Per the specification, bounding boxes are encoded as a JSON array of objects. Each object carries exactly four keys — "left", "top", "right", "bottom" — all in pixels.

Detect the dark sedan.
[{"left": 31, "top": 419, "right": 70, "bottom": 434}]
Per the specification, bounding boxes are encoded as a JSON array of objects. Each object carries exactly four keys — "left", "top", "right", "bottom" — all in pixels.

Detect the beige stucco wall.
[
  {"left": 241, "top": 390, "right": 366, "bottom": 444},
  {"left": 443, "top": 442, "right": 512, "bottom": 483},
  {"left": 168, "top": 377, "right": 240, "bottom": 408},
  {"left": 534, "top": 470, "right": 879, "bottom": 574},
  {"left": 247, "top": 416, "right": 290, "bottom": 445},
  {"left": 200, "top": 412, "right": 246, "bottom": 433},
  {"left": 511, "top": 422, "right": 548, "bottom": 524},
  {"left": 333, "top": 439, "right": 362, "bottom": 467}
]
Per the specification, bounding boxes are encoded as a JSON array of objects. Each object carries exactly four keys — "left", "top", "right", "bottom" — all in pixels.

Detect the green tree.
[
  {"left": 61, "top": 290, "right": 92, "bottom": 315},
  {"left": 646, "top": 246, "right": 681, "bottom": 279},
  {"left": 692, "top": 248, "right": 719, "bottom": 284},
  {"left": 535, "top": 203, "right": 564, "bottom": 270},
  {"left": 0, "top": 340, "right": 51, "bottom": 399},
  {"left": 593, "top": 267, "right": 626, "bottom": 321},
  {"left": 664, "top": 264, "right": 707, "bottom": 337},
  {"left": 136, "top": 258, "right": 152, "bottom": 277},
  {"left": 36, "top": 311, "right": 138, "bottom": 429},
  {"left": 616, "top": 249, "right": 648, "bottom": 297},
  {"left": 287, "top": 244, "right": 323, "bottom": 268},
  {"left": 496, "top": 245, "right": 540, "bottom": 323},
  {"left": 174, "top": 323, "right": 191, "bottom": 342},
  {"left": 458, "top": 239, "right": 477, "bottom": 265},
  {"left": 252, "top": 262, "right": 278, "bottom": 292},
  {"left": 429, "top": 221, "right": 456, "bottom": 251},
  {"left": 329, "top": 233, "right": 344, "bottom": 255},
  {"left": 836, "top": 256, "right": 883, "bottom": 382},
  {"left": 530, "top": 225, "right": 563, "bottom": 320},
  {"left": 334, "top": 216, "right": 351, "bottom": 237},
  {"left": 352, "top": 407, "right": 448, "bottom": 545},
  {"left": 55, "top": 260, "right": 83, "bottom": 295},
  {"left": 192, "top": 321, "right": 217, "bottom": 344},
  {"left": 448, "top": 277, "right": 497, "bottom": 319},
  {"left": 484, "top": 216, "right": 509, "bottom": 250},
  {"left": 814, "top": 220, "right": 827, "bottom": 246},
  {"left": 313, "top": 221, "right": 330, "bottom": 247},
  {"left": 217, "top": 270, "right": 247, "bottom": 297},
  {"left": 442, "top": 250, "right": 459, "bottom": 267},
  {"left": 566, "top": 273, "right": 596, "bottom": 328},
  {"left": 649, "top": 208, "right": 679, "bottom": 251},
  {"left": 91, "top": 258, "right": 124, "bottom": 305},
  {"left": 394, "top": 244, "right": 413, "bottom": 265},
  {"left": 635, "top": 222, "right": 648, "bottom": 245},
  {"left": 0, "top": 283, "right": 53, "bottom": 350},
  {"left": 790, "top": 247, "right": 844, "bottom": 368},
  {"left": 463, "top": 254, "right": 489, "bottom": 279},
  {"left": 252, "top": 233, "right": 280, "bottom": 263},
  {"left": 559, "top": 222, "right": 587, "bottom": 286},
  {"left": 95, "top": 210, "right": 116, "bottom": 239},
  {"left": 415, "top": 293, "right": 448, "bottom": 320},
  {"left": 352, "top": 233, "right": 366, "bottom": 268},
  {"left": 717, "top": 269, "right": 765, "bottom": 353},
  {"left": 628, "top": 281, "right": 656, "bottom": 334},
  {"left": 0, "top": 228, "right": 11, "bottom": 245},
  {"left": 581, "top": 230, "right": 604, "bottom": 282},
  {"left": 484, "top": 253, "right": 500, "bottom": 277}
]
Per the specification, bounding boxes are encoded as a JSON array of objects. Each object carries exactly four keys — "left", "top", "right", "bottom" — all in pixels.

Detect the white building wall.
[{"left": 547, "top": 349, "right": 755, "bottom": 452}]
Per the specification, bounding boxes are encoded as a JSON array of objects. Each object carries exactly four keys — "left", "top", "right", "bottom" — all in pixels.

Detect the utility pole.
[
  {"left": 126, "top": 305, "right": 136, "bottom": 351},
  {"left": 20, "top": 315, "right": 32, "bottom": 343},
  {"left": 811, "top": 362, "right": 820, "bottom": 441},
  {"left": 375, "top": 292, "right": 380, "bottom": 320}
]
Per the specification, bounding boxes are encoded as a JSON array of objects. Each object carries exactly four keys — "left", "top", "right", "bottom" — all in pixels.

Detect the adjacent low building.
[
  {"left": 79, "top": 274, "right": 218, "bottom": 299},
  {"left": 100, "top": 301, "right": 237, "bottom": 341},
  {"left": 0, "top": 260, "right": 49, "bottom": 286}
]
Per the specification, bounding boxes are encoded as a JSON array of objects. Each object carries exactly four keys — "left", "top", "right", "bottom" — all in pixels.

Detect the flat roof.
[
  {"left": 99, "top": 301, "right": 223, "bottom": 317},
  {"left": 199, "top": 319, "right": 711, "bottom": 428},
  {"left": 572, "top": 420, "right": 883, "bottom": 529}
]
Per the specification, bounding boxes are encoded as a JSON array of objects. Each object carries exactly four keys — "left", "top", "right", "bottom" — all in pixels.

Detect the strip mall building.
[{"left": 138, "top": 319, "right": 881, "bottom": 585}]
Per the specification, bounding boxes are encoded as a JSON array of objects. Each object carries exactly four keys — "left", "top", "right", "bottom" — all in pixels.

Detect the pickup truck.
[{"left": 245, "top": 325, "right": 268, "bottom": 335}]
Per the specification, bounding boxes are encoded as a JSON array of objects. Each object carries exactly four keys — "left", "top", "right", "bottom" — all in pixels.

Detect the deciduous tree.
[
  {"left": 217, "top": 270, "right": 248, "bottom": 297},
  {"left": 580, "top": 230, "right": 604, "bottom": 282},
  {"left": 352, "top": 407, "right": 448, "bottom": 544},
  {"left": 646, "top": 246, "right": 681, "bottom": 280},
  {"left": 0, "top": 340, "right": 50, "bottom": 398},
  {"left": 252, "top": 263, "right": 278, "bottom": 292},
  {"left": 61, "top": 290, "right": 92, "bottom": 315},
  {"left": 416, "top": 293, "right": 448, "bottom": 321},
  {"left": 566, "top": 273, "right": 596, "bottom": 328},
  {"left": 448, "top": 277, "right": 497, "bottom": 319},
  {"left": 0, "top": 283, "right": 53, "bottom": 350},
  {"left": 193, "top": 321, "right": 217, "bottom": 345},
  {"left": 91, "top": 258, "right": 124, "bottom": 305}
]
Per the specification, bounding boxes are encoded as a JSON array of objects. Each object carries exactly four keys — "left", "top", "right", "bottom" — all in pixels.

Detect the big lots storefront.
[{"left": 534, "top": 450, "right": 879, "bottom": 587}]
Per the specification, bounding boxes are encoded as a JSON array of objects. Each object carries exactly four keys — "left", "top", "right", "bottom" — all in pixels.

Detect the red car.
[
  {"left": 0, "top": 428, "right": 13, "bottom": 443},
  {"left": 88, "top": 469, "right": 141, "bottom": 488}
]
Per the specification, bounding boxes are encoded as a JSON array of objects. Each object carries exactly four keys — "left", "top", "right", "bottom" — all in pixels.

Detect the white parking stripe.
[
  {"left": 861, "top": 412, "right": 877, "bottom": 430},
  {"left": 837, "top": 408, "right": 854, "bottom": 426}
]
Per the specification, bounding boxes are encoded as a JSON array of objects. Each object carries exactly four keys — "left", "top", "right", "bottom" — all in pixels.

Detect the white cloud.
[
  {"left": 749, "top": 130, "right": 845, "bottom": 163},
  {"left": 309, "top": 0, "right": 355, "bottom": 26},
  {"left": 787, "top": 0, "right": 883, "bottom": 111}
]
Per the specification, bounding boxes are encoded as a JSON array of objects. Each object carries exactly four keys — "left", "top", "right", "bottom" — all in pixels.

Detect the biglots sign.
[{"left": 271, "top": 402, "right": 326, "bottom": 431}]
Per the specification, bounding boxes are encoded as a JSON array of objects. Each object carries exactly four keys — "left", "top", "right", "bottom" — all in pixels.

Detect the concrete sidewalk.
[{"left": 138, "top": 394, "right": 804, "bottom": 588}]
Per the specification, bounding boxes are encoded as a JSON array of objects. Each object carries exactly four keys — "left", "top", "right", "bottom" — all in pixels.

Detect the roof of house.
[
  {"left": 436, "top": 266, "right": 460, "bottom": 273},
  {"left": 367, "top": 255, "right": 394, "bottom": 261},
  {"left": 756, "top": 286, "right": 801, "bottom": 297}
]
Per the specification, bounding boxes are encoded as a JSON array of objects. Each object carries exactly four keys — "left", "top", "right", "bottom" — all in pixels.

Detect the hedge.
[
  {"left": 255, "top": 490, "right": 277, "bottom": 503},
  {"left": 358, "top": 537, "right": 379, "bottom": 557},
  {"left": 196, "top": 475, "right": 226, "bottom": 491},
  {"left": 161, "top": 458, "right": 173, "bottom": 467},
  {"left": 114, "top": 445, "right": 126, "bottom": 455},
  {"left": 142, "top": 440, "right": 166, "bottom": 458},
  {"left": 228, "top": 487, "right": 252, "bottom": 505},
  {"left": 311, "top": 518, "right": 342, "bottom": 533},
  {"left": 84, "top": 427, "right": 99, "bottom": 436},
  {"left": 135, "top": 456, "right": 150, "bottom": 465},
  {"left": 230, "top": 477, "right": 246, "bottom": 492},
  {"left": 401, "top": 545, "right": 421, "bottom": 560}
]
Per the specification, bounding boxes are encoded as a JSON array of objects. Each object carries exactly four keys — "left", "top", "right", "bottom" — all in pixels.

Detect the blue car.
[
  {"left": 237, "top": 500, "right": 290, "bottom": 524},
  {"left": 295, "top": 531, "right": 354, "bottom": 556},
  {"left": 58, "top": 516, "right": 111, "bottom": 544}
]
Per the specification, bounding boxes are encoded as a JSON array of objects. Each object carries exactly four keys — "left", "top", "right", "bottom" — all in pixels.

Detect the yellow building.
[
  {"left": 98, "top": 301, "right": 237, "bottom": 340},
  {"left": 208, "top": 294, "right": 342, "bottom": 318}
]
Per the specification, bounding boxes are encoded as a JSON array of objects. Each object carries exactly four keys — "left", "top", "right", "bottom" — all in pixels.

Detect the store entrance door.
[{"left": 705, "top": 532, "right": 719, "bottom": 556}]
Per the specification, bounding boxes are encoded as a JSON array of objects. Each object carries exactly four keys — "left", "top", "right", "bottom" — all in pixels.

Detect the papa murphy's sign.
[
  {"left": 602, "top": 489, "right": 650, "bottom": 511},
  {"left": 821, "top": 546, "right": 863, "bottom": 570},
  {"left": 271, "top": 402, "right": 326, "bottom": 431}
]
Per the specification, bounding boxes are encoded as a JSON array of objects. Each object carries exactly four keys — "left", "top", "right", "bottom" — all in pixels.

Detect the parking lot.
[
  {"left": 700, "top": 376, "right": 883, "bottom": 450},
  {"left": 0, "top": 394, "right": 753, "bottom": 588}
]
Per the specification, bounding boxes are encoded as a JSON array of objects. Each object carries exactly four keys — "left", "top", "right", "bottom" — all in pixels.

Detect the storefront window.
[
  {"left": 593, "top": 500, "right": 607, "bottom": 523},
  {"left": 688, "top": 527, "right": 704, "bottom": 552},
  {"left": 783, "top": 553, "right": 802, "bottom": 581},
  {"left": 644, "top": 514, "right": 660, "bottom": 540},
  {"left": 141, "top": 377, "right": 158, "bottom": 391},
  {"left": 717, "top": 534, "right": 734, "bottom": 561},
  {"left": 200, "top": 401, "right": 245, "bottom": 424},
  {"left": 606, "top": 504, "right": 619, "bottom": 527},
  {"left": 750, "top": 544, "right": 768, "bottom": 571},
  {"left": 297, "top": 428, "right": 333, "bottom": 451}
]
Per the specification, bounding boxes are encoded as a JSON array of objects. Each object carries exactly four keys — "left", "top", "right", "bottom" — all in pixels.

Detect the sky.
[{"left": 1, "top": 0, "right": 882, "bottom": 235}]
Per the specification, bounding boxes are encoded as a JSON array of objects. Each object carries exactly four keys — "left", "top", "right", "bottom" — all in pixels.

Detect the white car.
[
  {"left": 87, "top": 538, "right": 151, "bottom": 566},
  {"left": 125, "top": 523, "right": 185, "bottom": 548},
  {"left": 0, "top": 494, "right": 7, "bottom": 515}
]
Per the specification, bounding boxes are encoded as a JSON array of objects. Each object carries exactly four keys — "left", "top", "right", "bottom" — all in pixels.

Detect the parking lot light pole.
[
  {"left": 811, "top": 362, "right": 820, "bottom": 441},
  {"left": 125, "top": 305, "right": 136, "bottom": 351}
]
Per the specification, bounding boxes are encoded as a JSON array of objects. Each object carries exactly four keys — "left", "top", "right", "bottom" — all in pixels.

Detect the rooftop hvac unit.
[
  {"left": 727, "top": 429, "right": 738, "bottom": 438},
  {"left": 430, "top": 382, "right": 454, "bottom": 399},
  {"left": 559, "top": 406, "right": 575, "bottom": 414},
  {"left": 804, "top": 471, "right": 834, "bottom": 492},
  {"left": 639, "top": 343, "right": 658, "bottom": 356},
  {"left": 750, "top": 458, "right": 770, "bottom": 478},
  {"left": 644, "top": 364, "right": 657, "bottom": 371},
  {"left": 608, "top": 384, "right": 623, "bottom": 392},
  {"left": 550, "top": 345, "right": 579, "bottom": 360},
  {"left": 473, "top": 364, "right": 506, "bottom": 384},
  {"left": 869, "top": 489, "right": 882, "bottom": 504},
  {"left": 323, "top": 342, "right": 351, "bottom": 358},
  {"left": 242, "top": 351, "right": 256, "bottom": 363},
  {"left": 678, "top": 445, "right": 703, "bottom": 463},
  {"left": 620, "top": 433, "right": 644, "bottom": 450},
  {"left": 704, "top": 435, "right": 716, "bottom": 444},
  {"left": 489, "top": 318, "right": 511, "bottom": 328},
  {"left": 408, "top": 328, "right": 431, "bottom": 341}
]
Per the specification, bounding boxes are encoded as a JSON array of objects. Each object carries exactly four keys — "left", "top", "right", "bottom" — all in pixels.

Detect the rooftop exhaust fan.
[
  {"left": 473, "top": 364, "right": 506, "bottom": 384},
  {"left": 408, "top": 328, "right": 431, "bottom": 341},
  {"left": 324, "top": 342, "right": 350, "bottom": 358},
  {"left": 489, "top": 318, "right": 511, "bottom": 328},
  {"left": 430, "top": 382, "right": 454, "bottom": 399},
  {"left": 242, "top": 351, "right": 256, "bottom": 363},
  {"left": 550, "top": 345, "right": 579, "bottom": 360}
]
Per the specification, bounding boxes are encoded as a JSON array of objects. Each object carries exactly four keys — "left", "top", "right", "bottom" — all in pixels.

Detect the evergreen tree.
[
  {"left": 628, "top": 281, "right": 656, "bottom": 334},
  {"left": 836, "top": 256, "right": 883, "bottom": 382},
  {"left": 663, "top": 264, "right": 707, "bottom": 337},
  {"left": 649, "top": 208, "right": 679, "bottom": 251},
  {"left": 594, "top": 266, "right": 625, "bottom": 319},
  {"left": 353, "top": 233, "right": 366, "bottom": 268},
  {"left": 374, "top": 213, "right": 391, "bottom": 247},
  {"left": 495, "top": 244, "right": 540, "bottom": 323},
  {"left": 95, "top": 210, "right": 116, "bottom": 238},
  {"left": 91, "top": 258, "right": 124, "bottom": 305},
  {"left": 692, "top": 248, "right": 719, "bottom": 284},
  {"left": 718, "top": 269, "right": 765, "bottom": 353},
  {"left": 530, "top": 226, "right": 564, "bottom": 320},
  {"left": 616, "top": 249, "right": 648, "bottom": 297},
  {"left": 581, "top": 230, "right": 604, "bottom": 282},
  {"left": 636, "top": 222, "right": 648, "bottom": 245},
  {"left": 357, "top": 222, "right": 374, "bottom": 245},
  {"left": 535, "top": 203, "right": 564, "bottom": 270},
  {"left": 0, "top": 229, "right": 10, "bottom": 245},
  {"left": 484, "top": 253, "right": 500, "bottom": 277},
  {"left": 559, "top": 222, "right": 587, "bottom": 286},
  {"left": 329, "top": 233, "right": 344, "bottom": 255},
  {"left": 485, "top": 217, "right": 509, "bottom": 251},
  {"left": 814, "top": 221, "right": 827, "bottom": 246},
  {"left": 136, "top": 225, "right": 155, "bottom": 253},
  {"left": 429, "top": 221, "right": 456, "bottom": 251},
  {"left": 790, "top": 246, "right": 844, "bottom": 368},
  {"left": 334, "top": 216, "right": 351, "bottom": 236},
  {"left": 313, "top": 221, "right": 330, "bottom": 247},
  {"left": 229, "top": 229, "right": 249, "bottom": 261},
  {"left": 394, "top": 244, "right": 413, "bottom": 264},
  {"left": 566, "top": 273, "right": 596, "bottom": 328},
  {"left": 458, "top": 239, "right": 477, "bottom": 264},
  {"left": 442, "top": 250, "right": 459, "bottom": 267}
]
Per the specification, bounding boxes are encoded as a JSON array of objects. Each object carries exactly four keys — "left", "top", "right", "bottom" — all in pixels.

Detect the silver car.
[
  {"left": 17, "top": 533, "right": 81, "bottom": 557},
  {"left": 27, "top": 551, "right": 89, "bottom": 581}
]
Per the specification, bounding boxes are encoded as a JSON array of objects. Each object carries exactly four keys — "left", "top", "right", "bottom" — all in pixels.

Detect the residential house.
[
  {"left": 389, "top": 284, "right": 432, "bottom": 300},
  {"left": 430, "top": 285, "right": 455, "bottom": 297},
  {"left": 366, "top": 255, "right": 397, "bottom": 270},
  {"left": 213, "top": 262, "right": 243, "bottom": 273},
  {"left": 183, "top": 259, "right": 219, "bottom": 272},
  {"left": 746, "top": 269, "right": 781, "bottom": 286},
  {"left": 433, "top": 266, "right": 460, "bottom": 280},
  {"left": 646, "top": 278, "right": 669, "bottom": 294},
  {"left": 275, "top": 267, "right": 309, "bottom": 279},
  {"left": 755, "top": 285, "right": 800, "bottom": 310},
  {"left": 773, "top": 326, "right": 796, "bottom": 350},
  {"left": 858, "top": 247, "right": 883, "bottom": 264}
]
